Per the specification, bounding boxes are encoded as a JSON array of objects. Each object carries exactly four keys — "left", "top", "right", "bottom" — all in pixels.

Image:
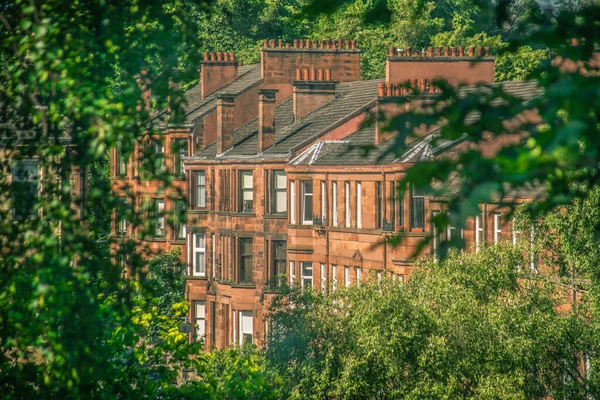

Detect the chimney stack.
[
  {"left": 258, "top": 89, "right": 278, "bottom": 152},
  {"left": 201, "top": 52, "right": 238, "bottom": 98},
  {"left": 385, "top": 44, "right": 495, "bottom": 86},
  {"left": 292, "top": 68, "right": 336, "bottom": 121},
  {"left": 216, "top": 95, "right": 235, "bottom": 155}
]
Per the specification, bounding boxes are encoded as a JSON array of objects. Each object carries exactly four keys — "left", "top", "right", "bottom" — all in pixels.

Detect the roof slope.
[
  {"left": 192, "top": 79, "right": 382, "bottom": 161},
  {"left": 155, "top": 64, "right": 262, "bottom": 127}
]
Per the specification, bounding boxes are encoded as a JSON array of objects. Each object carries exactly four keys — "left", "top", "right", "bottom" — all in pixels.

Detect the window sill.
[
  {"left": 263, "top": 213, "right": 288, "bottom": 219},
  {"left": 188, "top": 209, "right": 210, "bottom": 214},
  {"left": 229, "top": 212, "right": 256, "bottom": 217},
  {"left": 170, "top": 239, "right": 186, "bottom": 245},
  {"left": 146, "top": 237, "right": 167, "bottom": 242},
  {"left": 220, "top": 281, "right": 256, "bottom": 289},
  {"left": 187, "top": 275, "right": 208, "bottom": 280}
]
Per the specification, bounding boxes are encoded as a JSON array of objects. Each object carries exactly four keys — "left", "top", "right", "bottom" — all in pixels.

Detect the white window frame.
[
  {"left": 530, "top": 226, "right": 538, "bottom": 272},
  {"left": 154, "top": 198, "right": 165, "bottom": 238},
  {"left": 301, "top": 180, "right": 313, "bottom": 225},
  {"left": 345, "top": 182, "right": 351, "bottom": 228},
  {"left": 344, "top": 266, "right": 350, "bottom": 287},
  {"left": 512, "top": 217, "right": 521, "bottom": 245},
  {"left": 493, "top": 213, "right": 502, "bottom": 243},
  {"left": 238, "top": 310, "right": 253, "bottom": 346},
  {"left": 289, "top": 260, "right": 296, "bottom": 285},
  {"left": 212, "top": 234, "right": 216, "bottom": 278},
  {"left": 475, "top": 213, "right": 484, "bottom": 252},
  {"left": 356, "top": 267, "right": 361, "bottom": 283},
  {"left": 321, "top": 181, "right": 327, "bottom": 223},
  {"left": 356, "top": 182, "right": 362, "bottom": 229},
  {"left": 301, "top": 262, "right": 313, "bottom": 288},
  {"left": 194, "top": 301, "right": 206, "bottom": 342},
  {"left": 290, "top": 181, "right": 296, "bottom": 224},
  {"left": 273, "top": 170, "right": 287, "bottom": 214},
  {"left": 333, "top": 182, "right": 338, "bottom": 226},
  {"left": 195, "top": 171, "right": 206, "bottom": 208},
  {"left": 332, "top": 265, "right": 338, "bottom": 291},
  {"left": 193, "top": 233, "right": 206, "bottom": 276},
  {"left": 240, "top": 171, "right": 254, "bottom": 212},
  {"left": 320, "top": 263, "right": 326, "bottom": 292}
]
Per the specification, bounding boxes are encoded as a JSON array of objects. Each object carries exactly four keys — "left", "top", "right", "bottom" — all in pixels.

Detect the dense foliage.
[
  {"left": 2, "top": 0, "right": 600, "bottom": 398},
  {"left": 267, "top": 244, "right": 595, "bottom": 399}
]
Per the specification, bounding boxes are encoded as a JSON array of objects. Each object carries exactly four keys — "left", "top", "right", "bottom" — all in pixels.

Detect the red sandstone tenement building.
[{"left": 110, "top": 40, "right": 543, "bottom": 349}]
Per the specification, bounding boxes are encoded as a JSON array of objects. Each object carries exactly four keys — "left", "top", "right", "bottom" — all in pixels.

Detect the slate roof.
[
  {"left": 189, "top": 78, "right": 543, "bottom": 166},
  {"left": 192, "top": 78, "right": 382, "bottom": 161},
  {"left": 156, "top": 64, "right": 262, "bottom": 127},
  {"left": 291, "top": 80, "right": 543, "bottom": 166}
]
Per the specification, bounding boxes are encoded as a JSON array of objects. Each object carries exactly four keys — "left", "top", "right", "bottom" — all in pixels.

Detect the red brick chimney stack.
[
  {"left": 292, "top": 68, "right": 336, "bottom": 121},
  {"left": 385, "top": 44, "right": 495, "bottom": 86},
  {"left": 216, "top": 94, "right": 235, "bottom": 155},
  {"left": 201, "top": 51, "right": 238, "bottom": 99},
  {"left": 260, "top": 38, "right": 360, "bottom": 102},
  {"left": 258, "top": 89, "right": 278, "bottom": 152}
]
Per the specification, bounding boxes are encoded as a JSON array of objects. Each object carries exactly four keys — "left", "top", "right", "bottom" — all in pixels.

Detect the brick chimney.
[
  {"left": 216, "top": 95, "right": 235, "bottom": 155},
  {"left": 261, "top": 39, "right": 359, "bottom": 101},
  {"left": 375, "top": 80, "right": 440, "bottom": 145},
  {"left": 292, "top": 68, "right": 336, "bottom": 121},
  {"left": 258, "top": 89, "right": 278, "bottom": 152},
  {"left": 201, "top": 52, "right": 238, "bottom": 98},
  {"left": 386, "top": 46, "right": 494, "bottom": 86}
]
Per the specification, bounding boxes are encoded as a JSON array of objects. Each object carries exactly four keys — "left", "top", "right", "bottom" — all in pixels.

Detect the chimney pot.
[
  {"left": 338, "top": 39, "right": 343, "bottom": 49},
  {"left": 468, "top": 46, "right": 474, "bottom": 57},
  {"left": 295, "top": 69, "right": 302, "bottom": 81},
  {"left": 306, "top": 39, "right": 311, "bottom": 48},
  {"left": 477, "top": 47, "right": 483, "bottom": 57},
  {"left": 386, "top": 82, "right": 393, "bottom": 96},
  {"left": 285, "top": 43, "right": 290, "bottom": 49},
  {"left": 217, "top": 52, "right": 223, "bottom": 61},
  {"left": 345, "top": 40, "right": 351, "bottom": 49},
  {"left": 324, "top": 69, "right": 331, "bottom": 81},
  {"left": 293, "top": 40, "right": 298, "bottom": 48},
  {"left": 451, "top": 47, "right": 457, "bottom": 57},
  {"left": 405, "top": 46, "right": 412, "bottom": 57},
  {"left": 351, "top": 40, "right": 356, "bottom": 49},
  {"left": 302, "top": 68, "right": 309, "bottom": 80},
  {"left": 458, "top": 46, "right": 464, "bottom": 57},
  {"left": 310, "top": 68, "right": 316, "bottom": 81},
  {"left": 389, "top": 47, "right": 396, "bottom": 57},
  {"left": 320, "top": 40, "right": 326, "bottom": 49},
  {"left": 313, "top": 40, "right": 319, "bottom": 48},
  {"left": 263, "top": 40, "right": 268, "bottom": 48},
  {"left": 394, "top": 83, "right": 401, "bottom": 96},
  {"left": 444, "top": 46, "right": 450, "bottom": 56},
  {"left": 326, "top": 40, "right": 332, "bottom": 49},
  {"left": 428, "top": 47, "right": 434, "bottom": 57},
  {"left": 210, "top": 52, "right": 216, "bottom": 61},
  {"left": 203, "top": 52, "right": 209, "bottom": 61},
  {"left": 421, "top": 49, "right": 426, "bottom": 57},
  {"left": 278, "top": 39, "right": 283, "bottom": 48},
  {"left": 378, "top": 83, "right": 385, "bottom": 97},
  {"left": 484, "top": 47, "right": 490, "bottom": 56},
  {"left": 572, "top": 38, "right": 579, "bottom": 46}
]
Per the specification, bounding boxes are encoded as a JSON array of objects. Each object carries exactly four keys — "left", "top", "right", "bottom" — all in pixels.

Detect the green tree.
[{"left": 267, "top": 245, "right": 594, "bottom": 399}]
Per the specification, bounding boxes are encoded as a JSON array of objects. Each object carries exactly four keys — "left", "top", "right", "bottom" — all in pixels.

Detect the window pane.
[
  {"left": 275, "top": 171, "right": 286, "bottom": 189},
  {"left": 242, "top": 171, "right": 253, "bottom": 188},
  {"left": 196, "top": 252, "right": 206, "bottom": 274},
  {"left": 275, "top": 191, "right": 287, "bottom": 213},
  {"left": 197, "top": 186, "right": 206, "bottom": 208},
  {"left": 196, "top": 234, "right": 205, "bottom": 248},
  {"left": 196, "top": 171, "right": 206, "bottom": 185}
]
